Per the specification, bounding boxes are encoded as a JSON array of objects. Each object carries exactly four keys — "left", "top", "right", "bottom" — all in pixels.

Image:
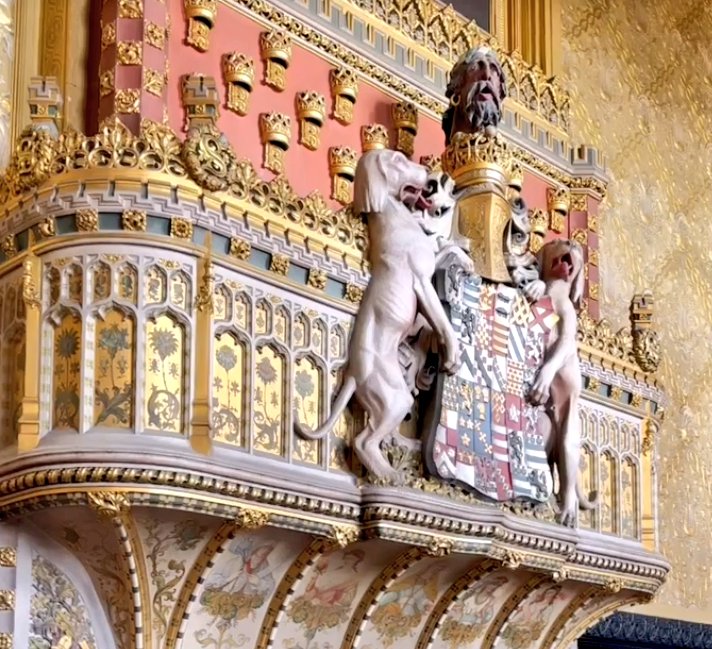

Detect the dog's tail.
[
  {"left": 294, "top": 375, "right": 357, "bottom": 440},
  {"left": 577, "top": 483, "right": 599, "bottom": 510}
]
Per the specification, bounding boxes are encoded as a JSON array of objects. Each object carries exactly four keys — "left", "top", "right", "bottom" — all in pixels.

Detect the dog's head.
[
  {"left": 537, "top": 239, "right": 585, "bottom": 309},
  {"left": 353, "top": 149, "right": 429, "bottom": 215},
  {"left": 413, "top": 172, "right": 462, "bottom": 238}
]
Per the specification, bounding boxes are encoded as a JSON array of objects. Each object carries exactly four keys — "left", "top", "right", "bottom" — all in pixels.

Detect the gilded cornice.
[{"left": 0, "top": 463, "right": 668, "bottom": 594}]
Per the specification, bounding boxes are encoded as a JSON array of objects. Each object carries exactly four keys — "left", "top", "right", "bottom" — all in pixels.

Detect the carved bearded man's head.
[{"left": 443, "top": 46, "right": 507, "bottom": 143}]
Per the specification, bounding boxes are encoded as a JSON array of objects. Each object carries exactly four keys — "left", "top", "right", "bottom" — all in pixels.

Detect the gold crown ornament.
[
  {"left": 223, "top": 53, "right": 255, "bottom": 116},
  {"left": 259, "top": 112, "right": 292, "bottom": 173},
  {"left": 329, "top": 146, "right": 358, "bottom": 204},
  {"left": 296, "top": 92, "right": 326, "bottom": 150},
  {"left": 548, "top": 186, "right": 571, "bottom": 215},
  {"left": 259, "top": 31, "right": 292, "bottom": 91},
  {"left": 329, "top": 67, "right": 359, "bottom": 124},
  {"left": 360, "top": 124, "right": 389, "bottom": 152},
  {"left": 184, "top": 0, "right": 217, "bottom": 52},
  {"left": 391, "top": 101, "right": 418, "bottom": 157}
]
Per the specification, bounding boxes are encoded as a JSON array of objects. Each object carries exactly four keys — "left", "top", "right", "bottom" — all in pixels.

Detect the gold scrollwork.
[
  {"left": 182, "top": 124, "right": 237, "bottom": 192},
  {"left": 0, "top": 634, "right": 10, "bottom": 649}
]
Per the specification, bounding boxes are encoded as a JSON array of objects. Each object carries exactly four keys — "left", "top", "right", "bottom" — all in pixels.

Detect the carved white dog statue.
[
  {"left": 295, "top": 150, "right": 472, "bottom": 480},
  {"left": 529, "top": 239, "right": 597, "bottom": 525}
]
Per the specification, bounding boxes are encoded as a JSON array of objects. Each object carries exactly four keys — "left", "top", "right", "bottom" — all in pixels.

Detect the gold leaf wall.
[
  {"left": 0, "top": 0, "right": 13, "bottom": 168},
  {"left": 563, "top": 0, "right": 712, "bottom": 615}
]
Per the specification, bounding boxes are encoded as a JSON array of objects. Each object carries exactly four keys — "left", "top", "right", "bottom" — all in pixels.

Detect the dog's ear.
[{"left": 569, "top": 248, "right": 585, "bottom": 311}]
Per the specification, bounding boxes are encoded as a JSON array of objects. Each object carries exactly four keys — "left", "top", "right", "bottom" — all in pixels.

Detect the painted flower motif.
[
  {"left": 150, "top": 328, "right": 178, "bottom": 360},
  {"left": 56, "top": 328, "right": 79, "bottom": 358},
  {"left": 294, "top": 370, "right": 315, "bottom": 399},
  {"left": 98, "top": 324, "right": 130, "bottom": 356},
  {"left": 216, "top": 345, "right": 238, "bottom": 372},
  {"left": 256, "top": 357, "right": 277, "bottom": 384}
]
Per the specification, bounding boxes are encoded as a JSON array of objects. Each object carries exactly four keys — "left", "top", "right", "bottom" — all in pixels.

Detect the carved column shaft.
[{"left": 98, "top": 0, "right": 169, "bottom": 133}]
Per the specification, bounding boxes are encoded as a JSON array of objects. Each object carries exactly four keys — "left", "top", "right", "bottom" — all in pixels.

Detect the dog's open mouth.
[
  {"left": 551, "top": 252, "right": 573, "bottom": 280},
  {"left": 401, "top": 185, "right": 432, "bottom": 211}
]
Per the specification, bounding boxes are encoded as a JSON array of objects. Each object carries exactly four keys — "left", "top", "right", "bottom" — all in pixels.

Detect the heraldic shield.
[{"left": 423, "top": 267, "right": 559, "bottom": 503}]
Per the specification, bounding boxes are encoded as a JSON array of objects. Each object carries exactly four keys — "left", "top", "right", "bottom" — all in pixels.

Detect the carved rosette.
[
  {"left": 260, "top": 30, "right": 292, "bottom": 91},
  {"left": 223, "top": 52, "right": 255, "bottom": 116},
  {"left": 329, "top": 66, "right": 359, "bottom": 124},
  {"left": 296, "top": 92, "right": 326, "bottom": 151}
]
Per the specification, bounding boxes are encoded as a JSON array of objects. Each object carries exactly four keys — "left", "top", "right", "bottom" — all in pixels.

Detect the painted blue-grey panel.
[
  {"left": 147, "top": 216, "right": 171, "bottom": 236},
  {"left": 326, "top": 277, "right": 345, "bottom": 299},
  {"left": 56, "top": 215, "right": 77, "bottom": 235},
  {"left": 288, "top": 264, "right": 309, "bottom": 284},
  {"left": 99, "top": 213, "right": 122, "bottom": 230},
  {"left": 251, "top": 249, "right": 271, "bottom": 270}
]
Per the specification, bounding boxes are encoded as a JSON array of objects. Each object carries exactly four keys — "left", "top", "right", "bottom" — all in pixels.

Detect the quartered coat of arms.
[
  {"left": 298, "top": 46, "right": 593, "bottom": 525},
  {"left": 423, "top": 271, "right": 557, "bottom": 503}
]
